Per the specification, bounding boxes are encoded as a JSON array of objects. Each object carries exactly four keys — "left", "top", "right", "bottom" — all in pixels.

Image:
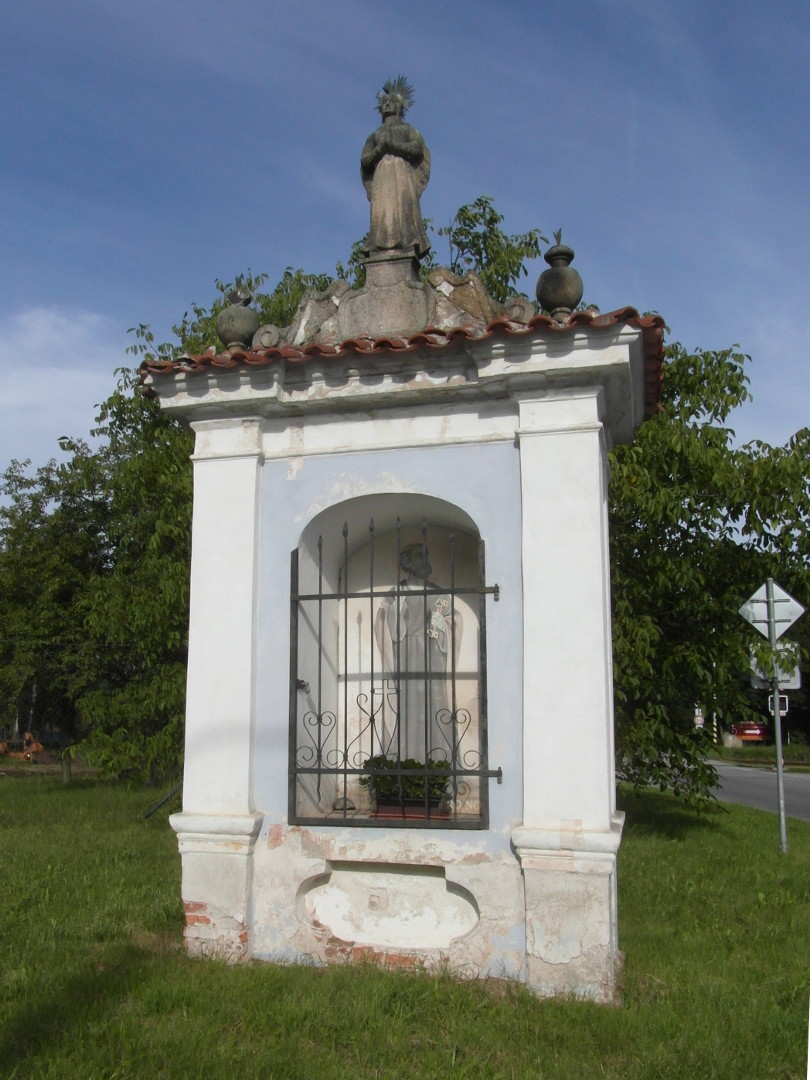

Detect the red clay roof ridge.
[{"left": 140, "top": 307, "right": 665, "bottom": 420}]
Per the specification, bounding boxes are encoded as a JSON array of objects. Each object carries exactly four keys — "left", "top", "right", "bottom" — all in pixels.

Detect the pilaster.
[
  {"left": 514, "top": 387, "right": 621, "bottom": 1000},
  {"left": 512, "top": 814, "right": 624, "bottom": 1001},
  {"left": 173, "top": 418, "right": 264, "bottom": 960},
  {"left": 515, "top": 388, "right": 615, "bottom": 832},
  {"left": 182, "top": 418, "right": 263, "bottom": 815},
  {"left": 170, "top": 813, "right": 263, "bottom": 960}
]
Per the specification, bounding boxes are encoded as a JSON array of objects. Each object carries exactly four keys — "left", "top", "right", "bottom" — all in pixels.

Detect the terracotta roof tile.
[{"left": 141, "top": 307, "right": 665, "bottom": 419}]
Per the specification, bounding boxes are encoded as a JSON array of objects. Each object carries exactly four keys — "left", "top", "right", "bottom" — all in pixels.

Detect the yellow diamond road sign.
[{"left": 739, "top": 582, "right": 805, "bottom": 640}]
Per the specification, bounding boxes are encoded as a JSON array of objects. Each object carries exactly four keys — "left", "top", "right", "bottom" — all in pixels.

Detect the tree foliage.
[
  {"left": 128, "top": 269, "right": 334, "bottom": 364},
  {"left": 610, "top": 343, "right": 810, "bottom": 800},
  {"left": 437, "top": 195, "right": 545, "bottom": 303},
  {"left": 0, "top": 373, "right": 192, "bottom": 781},
  {"left": 71, "top": 371, "right": 193, "bottom": 780},
  {"left": 0, "top": 454, "right": 103, "bottom": 744}
]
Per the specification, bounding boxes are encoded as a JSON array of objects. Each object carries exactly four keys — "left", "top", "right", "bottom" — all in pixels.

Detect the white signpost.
[{"left": 739, "top": 579, "right": 805, "bottom": 854}]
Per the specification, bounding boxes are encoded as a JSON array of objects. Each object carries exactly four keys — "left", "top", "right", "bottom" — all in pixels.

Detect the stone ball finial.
[
  {"left": 536, "top": 231, "right": 584, "bottom": 320},
  {"left": 216, "top": 286, "right": 260, "bottom": 349}
]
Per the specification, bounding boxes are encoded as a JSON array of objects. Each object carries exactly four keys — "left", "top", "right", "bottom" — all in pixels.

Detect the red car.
[{"left": 731, "top": 720, "right": 768, "bottom": 743}]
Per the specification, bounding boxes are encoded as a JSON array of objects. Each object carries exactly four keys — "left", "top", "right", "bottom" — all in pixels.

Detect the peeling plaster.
[{"left": 300, "top": 864, "right": 479, "bottom": 950}]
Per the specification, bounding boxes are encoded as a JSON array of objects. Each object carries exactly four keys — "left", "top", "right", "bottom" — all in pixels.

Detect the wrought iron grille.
[{"left": 289, "top": 519, "right": 501, "bottom": 828}]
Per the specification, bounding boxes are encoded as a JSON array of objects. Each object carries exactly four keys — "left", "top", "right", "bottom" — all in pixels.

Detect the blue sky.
[{"left": 2, "top": 0, "right": 808, "bottom": 469}]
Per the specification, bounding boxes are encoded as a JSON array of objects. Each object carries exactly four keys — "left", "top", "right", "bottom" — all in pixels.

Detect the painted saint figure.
[
  {"left": 361, "top": 76, "right": 431, "bottom": 258},
  {"left": 374, "top": 543, "right": 460, "bottom": 761}
]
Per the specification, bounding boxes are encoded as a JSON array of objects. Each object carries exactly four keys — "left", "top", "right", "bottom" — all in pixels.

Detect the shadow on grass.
[
  {"left": 0, "top": 943, "right": 156, "bottom": 1074},
  {"left": 618, "top": 786, "right": 725, "bottom": 841}
]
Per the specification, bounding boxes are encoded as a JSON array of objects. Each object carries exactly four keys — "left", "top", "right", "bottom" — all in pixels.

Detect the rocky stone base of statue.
[{"left": 250, "top": 250, "right": 536, "bottom": 352}]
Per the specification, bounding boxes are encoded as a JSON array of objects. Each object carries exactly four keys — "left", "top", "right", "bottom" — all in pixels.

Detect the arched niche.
[{"left": 290, "top": 494, "right": 491, "bottom": 828}]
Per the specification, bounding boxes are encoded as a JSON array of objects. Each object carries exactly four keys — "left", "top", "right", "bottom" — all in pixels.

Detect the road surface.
[{"left": 711, "top": 761, "right": 810, "bottom": 822}]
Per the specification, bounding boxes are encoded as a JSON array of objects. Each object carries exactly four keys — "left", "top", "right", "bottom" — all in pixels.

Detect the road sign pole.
[
  {"left": 767, "top": 577, "right": 789, "bottom": 854},
  {"left": 740, "top": 577, "right": 803, "bottom": 853}
]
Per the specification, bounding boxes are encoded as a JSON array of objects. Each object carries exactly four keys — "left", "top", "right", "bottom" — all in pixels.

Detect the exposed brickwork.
[
  {"left": 181, "top": 900, "right": 251, "bottom": 963},
  {"left": 185, "top": 913, "right": 211, "bottom": 927},
  {"left": 323, "top": 938, "right": 427, "bottom": 971},
  {"left": 267, "top": 823, "right": 284, "bottom": 849}
]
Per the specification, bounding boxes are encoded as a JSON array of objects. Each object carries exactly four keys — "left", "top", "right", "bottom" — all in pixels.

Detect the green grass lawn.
[
  {"left": 711, "top": 743, "right": 810, "bottom": 767},
  {"left": 1, "top": 777, "right": 808, "bottom": 1079}
]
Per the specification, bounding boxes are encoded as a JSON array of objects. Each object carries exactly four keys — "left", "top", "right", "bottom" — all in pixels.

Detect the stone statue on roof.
[
  {"left": 241, "top": 77, "right": 534, "bottom": 349},
  {"left": 361, "top": 76, "right": 431, "bottom": 259}
]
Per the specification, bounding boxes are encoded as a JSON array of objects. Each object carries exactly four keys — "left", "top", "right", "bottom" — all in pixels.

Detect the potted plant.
[{"left": 360, "top": 754, "right": 452, "bottom": 818}]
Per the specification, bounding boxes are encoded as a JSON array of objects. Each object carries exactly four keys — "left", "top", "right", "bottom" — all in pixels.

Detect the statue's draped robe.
[
  {"left": 361, "top": 120, "right": 431, "bottom": 257},
  {"left": 375, "top": 582, "right": 455, "bottom": 762}
]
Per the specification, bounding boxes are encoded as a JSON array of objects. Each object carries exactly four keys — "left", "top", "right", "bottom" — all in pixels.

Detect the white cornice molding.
[
  {"left": 144, "top": 323, "right": 646, "bottom": 447},
  {"left": 511, "top": 813, "right": 625, "bottom": 862},
  {"left": 169, "top": 812, "right": 264, "bottom": 854}
]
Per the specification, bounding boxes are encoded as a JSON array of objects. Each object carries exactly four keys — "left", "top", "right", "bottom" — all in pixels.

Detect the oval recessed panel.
[{"left": 300, "top": 862, "right": 478, "bottom": 949}]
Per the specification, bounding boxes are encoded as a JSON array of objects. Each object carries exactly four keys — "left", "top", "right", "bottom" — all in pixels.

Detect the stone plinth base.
[
  {"left": 248, "top": 822, "right": 527, "bottom": 978},
  {"left": 512, "top": 814, "right": 624, "bottom": 1002},
  {"left": 337, "top": 251, "right": 433, "bottom": 340},
  {"left": 170, "top": 812, "right": 262, "bottom": 962},
  {"left": 172, "top": 818, "right": 526, "bottom": 975},
  {"left": 168, "top": 812, "right": 624, "bottom": 997}
]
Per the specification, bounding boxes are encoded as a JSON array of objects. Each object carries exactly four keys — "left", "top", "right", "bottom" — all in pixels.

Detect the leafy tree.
[
  {"left": 610, "top": 343, "right": 810, "bottom": 799},
  {"left": 0, "top": 453, "right": 106, "bottom": 742},
  {"left": 335, "top": 239, "right": 368, "bottom": 290},
  {"left": 436, "top": 195, "right": 546, "bottom": 303},
  {"left": 129, "top": 269, "right": 334, "bottom": 363},
  {"left": 68, "top": 371, "right": 193, "bottom": 780},
  {"left": 0, "top": 374, "right": 193, "bottom": 780}
]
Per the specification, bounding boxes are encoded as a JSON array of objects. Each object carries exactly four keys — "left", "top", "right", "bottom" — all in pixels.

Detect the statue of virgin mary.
[{"left": 360, "top": 76, "right": 431, "bottom": 259}]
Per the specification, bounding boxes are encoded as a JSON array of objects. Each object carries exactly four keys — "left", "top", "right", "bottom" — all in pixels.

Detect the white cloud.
[{"left": 0, "top": 307, "right": 128, "bottom": 471}]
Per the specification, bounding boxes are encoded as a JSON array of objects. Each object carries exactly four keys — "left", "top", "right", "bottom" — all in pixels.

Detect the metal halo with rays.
[{"left": 377, "top": 75, "right": 415, "bottom": 116}]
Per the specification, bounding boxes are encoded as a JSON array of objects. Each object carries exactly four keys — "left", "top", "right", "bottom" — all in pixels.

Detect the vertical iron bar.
[
  {"left": 316, "top": 535, "right": 323, "bottom": 801},
  {"left": 369, "top": 519, "right": 376, "bottom": 764},
  {"left": 449, "top": 531, "right": 458, "bottom": 814},
  {"left": 421, "top": 519, "right": 429, "bottom": 815},
  {"left": 288, "top": 548, "right": 299, "bottom": 824},
  {"left": 342, "top": 523, "right": 349, "bottom": 818},
  {"left": 395, "top": 518, "right": 403, "bottom": 781},
  {"left": 478, "top": 538, "right": 490, "bottom": 829},
  {"left": 339, "top": 522, "right": 349, "bottom": 816}
]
